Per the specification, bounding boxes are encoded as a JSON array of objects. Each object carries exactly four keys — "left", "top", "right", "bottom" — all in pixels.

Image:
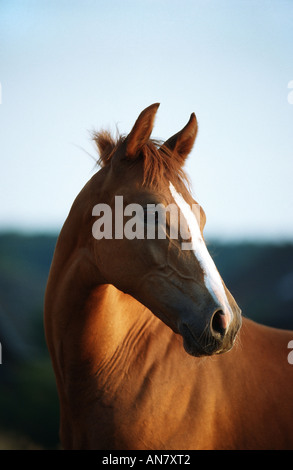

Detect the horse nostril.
[{"left": 211, "top": 309, "right": 229, "bottom": 338}]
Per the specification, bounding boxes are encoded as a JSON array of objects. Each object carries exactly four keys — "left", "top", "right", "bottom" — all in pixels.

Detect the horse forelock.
[{"left": 92, "top": 130, "right": 190, "bottom": 192}]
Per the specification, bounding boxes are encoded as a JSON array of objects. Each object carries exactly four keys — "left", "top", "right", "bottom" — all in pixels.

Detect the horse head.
[{"left": 91, "top": 103, "right": 242, "bottom": 357}]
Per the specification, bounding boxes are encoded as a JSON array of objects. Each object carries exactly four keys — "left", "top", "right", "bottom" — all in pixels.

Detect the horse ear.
[
  {"left": 125, "top": 103, "right": 160, "bottom": 159},
  {"left": 162, "top": 113, "right": 198, "bottom": 163}
]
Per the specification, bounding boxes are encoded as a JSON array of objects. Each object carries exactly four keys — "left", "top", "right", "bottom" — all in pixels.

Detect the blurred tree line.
[{"left": 0, "top": 232, "right": 292, "bottom": 449}]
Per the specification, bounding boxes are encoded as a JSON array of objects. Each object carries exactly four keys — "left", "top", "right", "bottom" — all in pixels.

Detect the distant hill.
[
  {"left": 207, "top": 241, "right": 293, "bottom": 330},
  {"left": 0, "top": 233, "right": 57, "bottom": 361}
]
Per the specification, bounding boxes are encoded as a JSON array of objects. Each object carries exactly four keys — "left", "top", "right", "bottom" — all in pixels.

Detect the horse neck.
[
  {"left": 76, "top": 284, "right": 173, "bottom": 385},
  {"left": 47, "top": 234, "right": 176, "bottom": 395}
]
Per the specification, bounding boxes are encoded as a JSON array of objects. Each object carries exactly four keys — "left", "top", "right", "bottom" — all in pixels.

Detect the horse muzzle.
[{"left": 178, "top": 307, "right": 242, "bottom": 357}]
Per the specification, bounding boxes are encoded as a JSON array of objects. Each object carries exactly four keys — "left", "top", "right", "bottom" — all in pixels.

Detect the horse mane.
[{"left": 92, "top": 130, "right": 191, "bottom": 191}]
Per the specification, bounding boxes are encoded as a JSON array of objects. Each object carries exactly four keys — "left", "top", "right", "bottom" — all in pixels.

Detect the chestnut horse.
[{"left": 44, "top": 104, "right": 293, "bottom": 450}]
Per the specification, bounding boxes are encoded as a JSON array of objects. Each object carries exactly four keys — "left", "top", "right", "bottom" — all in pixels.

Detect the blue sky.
[{"left": 0, "top": 0, "right": 293, "bottom": 240}]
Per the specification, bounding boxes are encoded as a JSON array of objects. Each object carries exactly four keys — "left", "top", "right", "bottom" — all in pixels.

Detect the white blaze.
[{"left": 169, "top": 182, "right": 231, "bottom": 320}]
